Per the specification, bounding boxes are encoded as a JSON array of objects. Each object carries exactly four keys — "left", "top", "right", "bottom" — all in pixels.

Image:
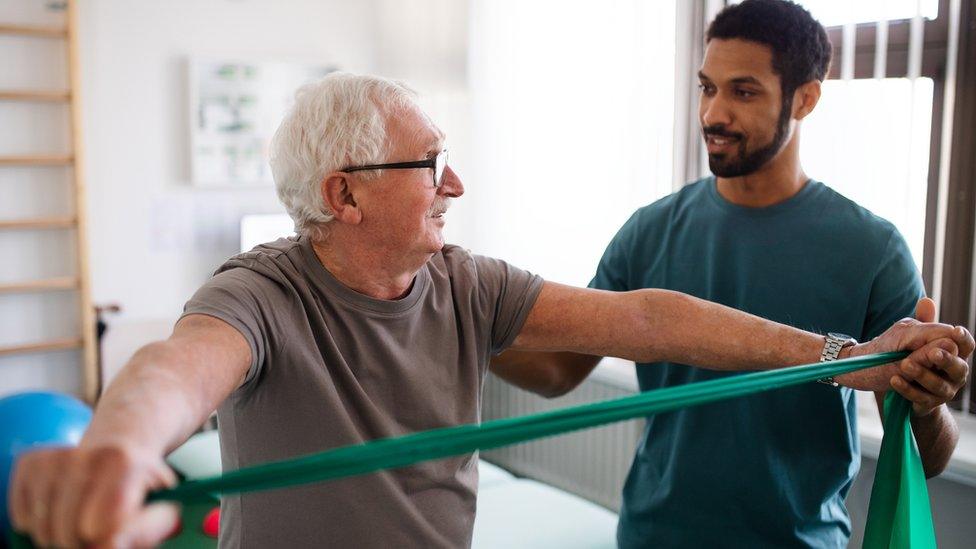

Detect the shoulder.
[
  {"left": 815, "top": 183, "right": 901, "bottom": 245},
  {"left": 217, "top": 237, "right": 303, "bottom": 274},
  {"left": 603, "top": 179, "right": 709, "bottom": 254},
  {"left": 202, "top": 237, "right": 309, "bottom": 299},
  {"left": 627, "top": 178, "right": 709, "bottom": 229}
]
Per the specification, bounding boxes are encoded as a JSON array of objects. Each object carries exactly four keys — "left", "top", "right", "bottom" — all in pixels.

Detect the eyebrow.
[
  {"left": 426, "top": 135, "right": 446, "bottom": 156},
  {"left": 730, "top": 76, "right": 763, "bottom": 86},
  {"left": 698, "top": 71, "right": 764, "bottom": 86}
]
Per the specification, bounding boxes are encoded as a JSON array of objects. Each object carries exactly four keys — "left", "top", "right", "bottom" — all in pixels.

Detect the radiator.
[{"left": 481, "top": 368, "right": 643, "bottom": 512}]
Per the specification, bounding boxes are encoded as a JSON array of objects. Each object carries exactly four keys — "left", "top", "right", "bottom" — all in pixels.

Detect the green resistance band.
[
  {"left": 863, "top": 390, "right": 937, "bottom": 548},
  {"left": 11, "top": 352, "right": 937, "bottom": 548},
  {"left": 150, "top": 352, "right": 910, "bottom": 503}
]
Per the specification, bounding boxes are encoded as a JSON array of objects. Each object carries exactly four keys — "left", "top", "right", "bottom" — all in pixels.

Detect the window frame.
[{"left": 822, "top": 0, "right": 976, "bottom": 412}]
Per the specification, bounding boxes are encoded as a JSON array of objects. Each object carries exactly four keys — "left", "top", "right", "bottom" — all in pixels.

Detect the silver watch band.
[{"left": 818, "top": 332, "right": 858, "bottom": 387}]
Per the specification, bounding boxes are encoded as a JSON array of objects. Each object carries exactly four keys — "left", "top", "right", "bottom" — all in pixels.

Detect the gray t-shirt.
[{"left": 181, "top": 236, "right": 543, "bottom": 548}]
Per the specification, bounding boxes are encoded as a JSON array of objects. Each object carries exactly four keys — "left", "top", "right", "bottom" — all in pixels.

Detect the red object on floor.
[{"left": 202, "top": 507, "right": 220, "bottom": 538}]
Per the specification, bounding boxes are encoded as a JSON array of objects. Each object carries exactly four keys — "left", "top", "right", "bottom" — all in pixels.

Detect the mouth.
[{"left": 704, "top": 133, "right": 741, "bottom": 155}]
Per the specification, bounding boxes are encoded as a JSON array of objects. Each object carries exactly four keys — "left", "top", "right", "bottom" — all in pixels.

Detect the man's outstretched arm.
[
  {"left": 8, "top": 314, "right": 251, "bottom": 549},
  {"left": 509, "top": 282, "right": 973, "bottom": 392}
]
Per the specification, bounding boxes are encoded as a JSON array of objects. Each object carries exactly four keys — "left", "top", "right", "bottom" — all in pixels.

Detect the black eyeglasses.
[{"left": 342, "top": 149, "right": 449, "bottom": 188}]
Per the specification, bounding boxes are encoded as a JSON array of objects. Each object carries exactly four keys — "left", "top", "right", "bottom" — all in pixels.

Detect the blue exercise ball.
[{"left": 0, "top": 391, "right": 92, "bottom": 538}]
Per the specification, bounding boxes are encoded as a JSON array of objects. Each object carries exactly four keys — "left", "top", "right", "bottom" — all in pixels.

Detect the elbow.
[
  {"left": 537, "top": 376, "right": 580, "bottom": 399},
  {"left": 922, "top": 457, "right": 949, "bottom": 479}
]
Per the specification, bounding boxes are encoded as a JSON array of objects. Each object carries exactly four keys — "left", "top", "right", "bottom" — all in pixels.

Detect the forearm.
[
  {"left": 514, "top": 283, "right": 966, "bottom": 391},
  {"left": 81, "top": 342, "right": 221, "bottom": 457},
  {"left": 627, "top": 291, "right": 888, "bottom": 388},
  {"left": 612, "top": 289, "right": 825, "bottom": 370},
  {"left": 911, "top": 404, "right": 959, "bottom": 477}
]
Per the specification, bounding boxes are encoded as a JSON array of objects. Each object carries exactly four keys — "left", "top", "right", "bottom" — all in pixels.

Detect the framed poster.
[{"left": 188, "top": 58, "right": 337, "bottom": 187}]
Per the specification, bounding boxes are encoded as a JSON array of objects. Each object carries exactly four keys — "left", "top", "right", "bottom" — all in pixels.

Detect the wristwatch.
[{"left": 818, "top": 332, "right": 858, "bottom": 387}]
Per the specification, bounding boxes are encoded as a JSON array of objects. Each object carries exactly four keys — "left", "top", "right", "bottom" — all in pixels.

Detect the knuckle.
[{"left": 90, "top": 446, "right": 126, "bottom": 468}]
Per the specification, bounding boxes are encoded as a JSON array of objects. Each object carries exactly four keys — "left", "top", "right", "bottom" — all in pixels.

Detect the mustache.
[
  {"left": 702, "top": 125, "right": 744, "bottom": 140},
  {"left": 428, "top": 198, "right": 452, "bottom": 216}
]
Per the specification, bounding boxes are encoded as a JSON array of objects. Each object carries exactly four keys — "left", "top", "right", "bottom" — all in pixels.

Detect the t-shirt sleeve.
[
  {"left": 179, "top": 268, "right": 277, "bottom": 387},
  {"left": 589, "top": 211, "right": 640, "bottom": 292},
  {"left": 470, "top": 254, "right": 545, "bottom": 355},
  {"left": 861, "top": 228, "right": 926, "bottom": 341}
]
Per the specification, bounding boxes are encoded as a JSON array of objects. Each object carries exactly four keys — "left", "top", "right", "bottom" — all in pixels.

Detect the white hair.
[{"left": 269, "top": 72, "right": 418, "bottom": 241}]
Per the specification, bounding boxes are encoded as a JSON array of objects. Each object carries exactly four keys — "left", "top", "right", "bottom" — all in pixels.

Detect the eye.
[
  {"left": 698, "top": 83, "right": 716, "bottom": 96},
  {"left": 735, "top": 88, "right": 757, "bottom": 98}
]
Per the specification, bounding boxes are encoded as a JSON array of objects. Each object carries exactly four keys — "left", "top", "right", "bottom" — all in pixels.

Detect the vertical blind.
[{"left": 813, "top": 0, "right": 976, "bottom": 415}]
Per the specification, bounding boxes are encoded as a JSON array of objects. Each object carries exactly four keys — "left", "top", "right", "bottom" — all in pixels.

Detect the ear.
[
  {"left": 321, "top": 172, "right": 362, "bottom": 224},
  {"left": 792, "top": 80, "right": 822, "bottom": 121}
]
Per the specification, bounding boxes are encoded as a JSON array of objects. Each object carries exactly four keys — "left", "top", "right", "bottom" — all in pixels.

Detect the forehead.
[
  {"left": 701, "top": 38, "right": 777, "bottom": 85},
  {"left": 386, "top": 103, "right": 445, "bottom": 155}
]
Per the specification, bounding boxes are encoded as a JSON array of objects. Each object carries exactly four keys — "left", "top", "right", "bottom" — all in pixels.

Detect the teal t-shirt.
[{"left": 590, "top": 178, "right": 923, "bottom": 548}]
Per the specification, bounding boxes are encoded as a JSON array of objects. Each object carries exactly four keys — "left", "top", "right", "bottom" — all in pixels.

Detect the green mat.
[{"left": 8, "top": 352, "right": 937, "bottom": 547}]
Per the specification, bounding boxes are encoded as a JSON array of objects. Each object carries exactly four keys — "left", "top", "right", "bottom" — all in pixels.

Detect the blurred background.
[{"left": 1, "top": 0, "right": 975, "bottom": 546}]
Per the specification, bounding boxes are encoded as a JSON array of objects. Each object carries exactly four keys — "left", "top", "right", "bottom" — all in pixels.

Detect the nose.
[
  {"left": 438, "top": 166, "right": 464, "bottom": 198},
  {"left": 700, "top": 92, "right": 733, "bottom": 129}
]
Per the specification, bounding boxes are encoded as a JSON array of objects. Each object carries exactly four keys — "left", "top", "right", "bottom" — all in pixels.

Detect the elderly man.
[{"left": 9, "top": 72, "right": 973, "bottom": 548}]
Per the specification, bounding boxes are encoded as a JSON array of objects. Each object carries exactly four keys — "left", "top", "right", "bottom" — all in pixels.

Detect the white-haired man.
[{"left": 10, "top": 72, "right": 973, "bottom": 548}]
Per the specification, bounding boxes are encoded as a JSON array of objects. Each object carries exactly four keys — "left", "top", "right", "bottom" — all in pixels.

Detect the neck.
[
  {"left": 309, "top": 231, "right": 431, "bottom": 301},
  {"left": 715, "top": 132, "right": 808, "bottom": 208}
]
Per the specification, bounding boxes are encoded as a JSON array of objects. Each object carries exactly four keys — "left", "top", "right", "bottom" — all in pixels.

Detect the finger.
[
  {"left": 915, "top": 297, "right": 936, "bottom": 322},
  {"left": 78, "top": 464, "right": 138, "bottom": 545},
  {"left": 954, "top": 325, "right": 975, "bottom": 359},
  {"left": 891, "top": 375, "right": 940, "bottom": 412},
  {"left": 110, "top": 502, "right": 182, "bottom": 548},
  {"left": 900, "top": 351, "right": 959, "bottom": 400},
  {"left": 941, "top": 355, "right": 971, "bottom": 388},
  {"left": 51, "top": 454, "right": 92, "bottom": 548},
  {"left": 920, "top": 337, "right": 970, "bottom": 387},
  {"left": 8, "top": 454, "right": 34, "bottom": 533},
  {"left": 901, "top": 321, "right": 956, "bottom": 350},
  {"left": 918, "top": 338, "right": 959, "bottom": 369},
  {"left": 27, "top": 453, "right": 58, "bottom": 548}
]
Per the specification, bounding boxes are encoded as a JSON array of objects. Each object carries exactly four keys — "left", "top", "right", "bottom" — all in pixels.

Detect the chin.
[{"left": 422, "top": 234, "right": 446, "bottom": 254}]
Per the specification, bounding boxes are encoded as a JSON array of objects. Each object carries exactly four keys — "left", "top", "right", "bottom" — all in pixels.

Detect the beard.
[{"left": 704, "top": 96, "right": 793, "bottom": 178}]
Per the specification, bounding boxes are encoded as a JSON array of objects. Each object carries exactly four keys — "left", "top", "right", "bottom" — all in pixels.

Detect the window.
[
  {"left": 460, "top": 0, "right": 677, "bottom": 287},
  {"left": 793, "top": 0, "right": 976, "bottom": 460}
]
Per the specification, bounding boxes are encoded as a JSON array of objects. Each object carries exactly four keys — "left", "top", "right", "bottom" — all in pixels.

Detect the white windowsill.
[{"left": 856, "top": 391, "right": 976, "bottom": 488}]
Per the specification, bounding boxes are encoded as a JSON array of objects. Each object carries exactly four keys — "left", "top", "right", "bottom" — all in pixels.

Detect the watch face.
[{"left": 827, "top": 332, "right": 855, "bottom": 342}]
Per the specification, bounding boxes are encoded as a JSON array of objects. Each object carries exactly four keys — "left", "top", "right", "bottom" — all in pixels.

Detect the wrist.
[
  {"left": 911, "top": 402, "right": 942, "bottom": 418},
  {"left": 80, "top": 429, "right": 166, "bottom": 460},
  {"left": 838, "top": 344, "right": 856, "bottom": 360},
  {"left": 817, "top": 333, "right": 858, "bottom": 387}
]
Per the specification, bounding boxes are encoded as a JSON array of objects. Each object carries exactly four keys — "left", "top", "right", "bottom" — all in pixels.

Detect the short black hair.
[{"left": 706, "top": 0, "right": 832, "bottom": 98}]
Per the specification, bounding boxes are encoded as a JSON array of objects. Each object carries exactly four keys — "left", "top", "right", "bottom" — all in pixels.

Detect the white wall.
[
  {"left": 1, "top": 0, "right": 381, "bottom": 397},
  {"left": 80, "top": 0, "right": 377, "bottom": 318}
]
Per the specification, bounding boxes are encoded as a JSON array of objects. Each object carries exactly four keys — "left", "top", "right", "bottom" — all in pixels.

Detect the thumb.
[{"left": 915, "top": 297, "right": 937, "bottom": 323}]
